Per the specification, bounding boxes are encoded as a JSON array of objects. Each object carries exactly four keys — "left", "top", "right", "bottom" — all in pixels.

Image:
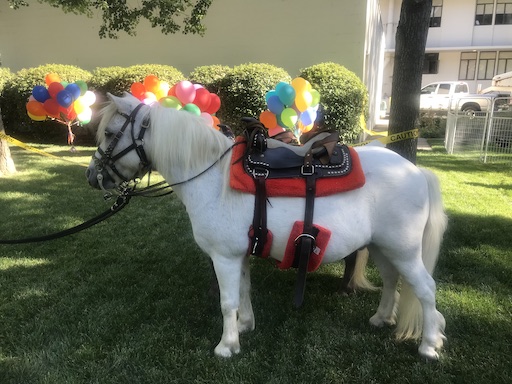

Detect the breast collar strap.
[{"left": 96, "top": 103, "right": 151, "bottom": 183}]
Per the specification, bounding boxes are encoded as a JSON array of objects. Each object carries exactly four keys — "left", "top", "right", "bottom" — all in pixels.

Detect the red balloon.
[
  {"left": 193, "top": 88, "right": 212, "bottom": 112},
  {"left": 205, "top": 94, "right": 221, "bottom": 114},
  {"left": 130, "top": 82, "right": 146, "bottom": 99},
  {"left": 43, "top": 98, "right": 60, "bottom": 117},
  {"left": 48, "top": 82, "right": 64, "bottom": 99},
  {"left": 168, "top": 84, "right": 177, "bottom": 97}
]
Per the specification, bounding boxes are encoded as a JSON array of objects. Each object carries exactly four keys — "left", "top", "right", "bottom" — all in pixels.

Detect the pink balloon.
[
  {"left": 200, "top": 112, "right": 214, "bottom": 126},
  {"left": 175, "top": 81, "right": 196, "bottom": 105}
]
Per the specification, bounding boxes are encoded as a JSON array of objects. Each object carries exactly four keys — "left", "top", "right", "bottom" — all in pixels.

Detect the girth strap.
[
  {"left": 293, "top": 174, "right": 317, "bottom": 308},
  {"left": 250, "top": 176, "right": 268, "bottom": 256}
]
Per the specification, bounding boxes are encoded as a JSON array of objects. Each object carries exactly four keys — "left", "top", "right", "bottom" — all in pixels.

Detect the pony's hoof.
[
  {"left": 369, "top": 314, "right": 396, "bottom": 327},
  {"left": 214, "top": 342, "right": 240, "bottom": 358},
  {"left": 418, "top": 344, "right": 440, "bottom": 360},
  {"left": 238, "top": 318, "right": 255, "bottom": 333}
]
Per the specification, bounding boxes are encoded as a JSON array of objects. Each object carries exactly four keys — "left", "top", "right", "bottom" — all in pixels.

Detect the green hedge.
[
  {"left": 90, "top": 64, "right": 185, "bottom": 98},
  {"left": 188, "top": 65, "right": 231, "bottom": 94},
  {"left": 216, "top": 63, "right": 291, "bottom": 133},
  {"left": 299, "top": 62, "right": 368, "bottom": 143},
  {"left": 1, "top": 62, "right": 367, "bottom": 144},
  {"left": 0, "top": 67, "right": 13, "bottom": 94}
]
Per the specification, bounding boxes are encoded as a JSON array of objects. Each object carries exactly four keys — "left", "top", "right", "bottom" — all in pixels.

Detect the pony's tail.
[
  {"left": 395, "top": 168, "right": 448, "bottom": 340},
  {"left": 349, "top": 248, "right": 377, "bottom": 291}
]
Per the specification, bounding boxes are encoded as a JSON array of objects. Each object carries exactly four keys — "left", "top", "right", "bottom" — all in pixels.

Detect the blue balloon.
[
  {"left": 265, "top": 90, "right": 277, "bottom": 102},
  {"left": 56, "top": 90, "right": 73, "bottom": 108},
  {"left": 65, "top": 83, "right": 81, "bottom": 101},
  {"left": 32, "top": 85, "right": 50, "bottom": 103},
  {"left": 267, "top": 95, "right": 285, "bottom": 115},
  {"left": 275, "top": 82, "right": 296, "bottom": 107},
  {"left": 300, "top": 108, "right": 317, "bottom": 126}
]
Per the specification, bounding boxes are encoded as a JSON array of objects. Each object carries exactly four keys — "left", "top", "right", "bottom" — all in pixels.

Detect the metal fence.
[{"left": 445, "top": 96, "right": 512, "bottom": 164}]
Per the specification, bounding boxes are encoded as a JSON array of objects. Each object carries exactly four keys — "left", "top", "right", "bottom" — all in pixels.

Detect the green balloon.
[
  {"left": 183, "top": 103, "right": 201, "bottom": 116},
  {"left": 160, "top": 96, "right": 182, "bottom": 109},
  {"left": 310, "top": 89, "right": 321, "bottom": 107},
  {"left": 280, "top": 107, "right": 298, "bottom": 128},
  {"left": 75, "top": 80, "right": 88, "bottom": 96}
]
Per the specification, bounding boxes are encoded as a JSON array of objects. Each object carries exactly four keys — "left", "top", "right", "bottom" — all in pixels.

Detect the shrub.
[
  {"left": 217, "top": 63, "right": 291, "bottom": 133},
  {"left": 188, "top": 65, "right": 232, "bottom": 93},
  {"left": 418, "top": 112, "right": 446, "bottom": 138},
  {"left": 89, "top": 66, "right": 128, "bottom": 97},
  {"left": 299, "top": 62, "right": 368, "bottom": 143},
  {"left": 0, "top": 67, "right": 13, "bottom": 95},
  {"left": 0, "top": 64, "right": 92, "bottom": 142}
]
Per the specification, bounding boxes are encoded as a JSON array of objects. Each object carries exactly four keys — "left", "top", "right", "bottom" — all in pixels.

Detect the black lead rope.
[{"left": 0, "top": 194, "right": 133, "bottom": 245}]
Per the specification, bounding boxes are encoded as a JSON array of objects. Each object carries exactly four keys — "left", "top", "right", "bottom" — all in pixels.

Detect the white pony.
[{"left": 86, "top": 93, "right": 448, "bottom": 360}]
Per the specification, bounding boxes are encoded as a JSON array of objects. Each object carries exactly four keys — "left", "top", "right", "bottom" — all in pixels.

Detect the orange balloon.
[
  {"left": 144, "top": 75, "right": 160, "bottom": 93},
  {"left": 45, "top": 73, "right": 61, "bottom": 86},
  {"left": 26, "top": 100, "right": 47, "bottom": 116},
  {"left": 212, "top": 115, "right": 220, "bottom": 130},
  {"left": 259, "top": 110, "right": 277, "bottom": 129}
]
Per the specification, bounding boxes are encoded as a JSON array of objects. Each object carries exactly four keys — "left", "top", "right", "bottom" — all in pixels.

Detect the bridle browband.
[{"left": 94, "top": 102, "right": 151, "bottom": 191}]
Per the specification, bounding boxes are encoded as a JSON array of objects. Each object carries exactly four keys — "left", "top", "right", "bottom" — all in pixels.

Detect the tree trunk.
[
  {"left": 387, "top": 0, "right": 432, "bottom": 164},
  {"left": 0, "top": 108, "right": 16, "bottom": 176}
]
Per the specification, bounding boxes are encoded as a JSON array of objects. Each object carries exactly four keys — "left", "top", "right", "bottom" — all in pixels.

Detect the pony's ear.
[{"left": 106, "top": 92, "right": 140, "bottom": 115}]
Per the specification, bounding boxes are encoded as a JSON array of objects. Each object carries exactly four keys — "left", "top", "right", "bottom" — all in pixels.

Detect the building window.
[
  {"left": 459, "top": 52, "right": 477, "bottom": 80},
  {"left": 495, "top": 0, "right": 512, "bottom": 24},
  {"left": 497, "top": 51, "right": 512, "bottom": 73},
  {"left": 478, "top": 51, "right": 497, "bottom": 80},
  {"left": 430, "top": 0, "right": 443, "bottom": 27},
  {"left": 423, "top": 53, "right": 439, "bottom": 74},
  {"left": 475, "top": 0, "right": 494, "bottom": 25}
]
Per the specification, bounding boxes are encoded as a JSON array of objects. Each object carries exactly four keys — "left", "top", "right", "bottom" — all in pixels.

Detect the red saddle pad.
[{"left": 229, "top": 137, "right": 365, "bottom": 197}]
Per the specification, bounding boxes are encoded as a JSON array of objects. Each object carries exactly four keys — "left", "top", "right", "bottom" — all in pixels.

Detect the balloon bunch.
[
  {"left": 130, "top": 76, "right": 222, "bottom": 129},
  {"left": 259, "top": 77, "right": 320, "bottom": 137},
  {"left": 26, "top": 73, "right": 96, "bottom": 145}
]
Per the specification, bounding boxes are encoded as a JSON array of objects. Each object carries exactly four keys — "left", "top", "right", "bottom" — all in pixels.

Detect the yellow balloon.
[
  {"left": 74, "top": 97, "right": 86, "bottom": 114},
  {"left": 27, "top": 111, "right": 46, "bottom": 121},
  {"left": 295, "top": 91, "right": 313, "bottom": 112},
  {"left": 291, "top": 77, "right": 309, "bottom": 93}
]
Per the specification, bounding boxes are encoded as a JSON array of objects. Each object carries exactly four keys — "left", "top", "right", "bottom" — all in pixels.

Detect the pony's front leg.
[
  {"left": 211, "top": 254, "right": 244, "bottom": 358},
  {"left": 237, "top": 254, "right": 255, "bottom": 333}
]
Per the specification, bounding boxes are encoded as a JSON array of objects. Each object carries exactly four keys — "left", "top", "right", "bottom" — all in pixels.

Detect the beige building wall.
[{"left": 0, "top": 0, "right": 367, "bottom": 78}]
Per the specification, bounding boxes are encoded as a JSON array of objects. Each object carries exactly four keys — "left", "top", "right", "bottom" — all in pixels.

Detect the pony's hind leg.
[
  {"left": 368, "top": 246, "right": 400, "bottom": 327},
  {"left": 395, "top": 263, "right": 445, "bottom": 360},
  {"left": 211, "top": 254, "right": 244, "bottom": 358}
]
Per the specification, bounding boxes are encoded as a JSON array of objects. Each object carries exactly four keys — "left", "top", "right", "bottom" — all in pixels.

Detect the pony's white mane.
[
  {"left": 147, "top": 104, "right": 233, "bottom": 180},
  {"left": 96, "top": 101, "right": 119, "bottom": 143}
]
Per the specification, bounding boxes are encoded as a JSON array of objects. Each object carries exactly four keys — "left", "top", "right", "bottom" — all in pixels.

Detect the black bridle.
[{"left": 94, "top": 103, "right": 152, "bottom": 190}]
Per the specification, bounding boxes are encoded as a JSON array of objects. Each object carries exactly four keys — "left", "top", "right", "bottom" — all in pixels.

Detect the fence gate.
[{"left": 445, "top": 96, "right": 512, "bottom": 164}]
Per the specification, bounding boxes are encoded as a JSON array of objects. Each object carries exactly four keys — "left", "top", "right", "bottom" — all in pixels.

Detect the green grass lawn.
[{"left": 0, "top": 141, "right": 511, "bottom": 384}]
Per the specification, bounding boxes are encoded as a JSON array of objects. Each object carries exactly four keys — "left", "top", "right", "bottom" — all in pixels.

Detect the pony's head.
[{"left": 86, "top": 92, "right": 152, "bottom": 191}]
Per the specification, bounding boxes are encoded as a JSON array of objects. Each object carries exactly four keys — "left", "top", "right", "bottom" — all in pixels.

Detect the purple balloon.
[
  {"left": 32, "top": 85, "right": 50, "bottom": 103},
  {"left": 267, "top": 95, "right": 284, "bottom": 115}
]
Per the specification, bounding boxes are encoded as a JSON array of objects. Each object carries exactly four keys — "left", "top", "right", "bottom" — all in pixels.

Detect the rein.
[{"left": 0, "top": 104, "right": 237, "bottom": 245}]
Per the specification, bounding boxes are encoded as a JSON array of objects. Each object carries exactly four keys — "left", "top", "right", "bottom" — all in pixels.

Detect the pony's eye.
[{"left": 104, "top": 131, "right": 114, "bottom": 139}]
